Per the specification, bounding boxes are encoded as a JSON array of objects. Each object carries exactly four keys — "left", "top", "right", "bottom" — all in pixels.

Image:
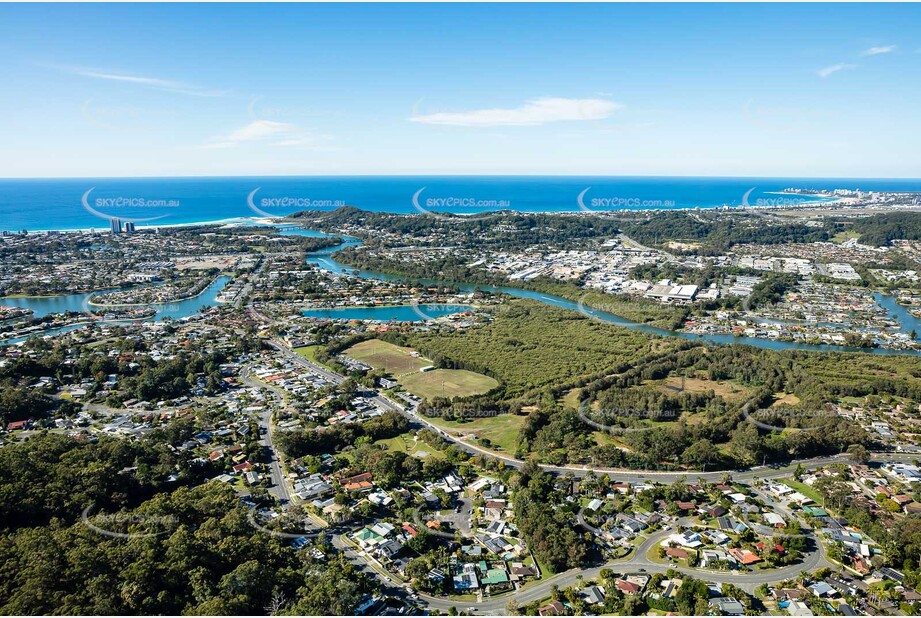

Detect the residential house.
[
  {"left": 668, "top": 530, "right": 703, "bottom": 549},
  {"left": 665, "top": 547, "right": 689, "bottom": 561},
  {"left": 728, "top": 548, "right": 761, "bottom": 566},
  {"left": 616, "top": 579, "right": 641, "bottom": 595},
  {"left": 807, "top": 582, "right": 836, "bottom": 598},
  {"left": 453, "top": 563, "right": 479, "bottom": 591},
  {"left": 509, "top": 564, "right": 537, "bottom": 583},
  {"left": 480, "top": 567, "right": 511, "bottom": 589},
  {"left": 538, "top": 600, "right": 566, "bottom": 616},
  {"left": 579, "top": 586, "right": 605, "bottom": 605},
  {"left": 787, "top": 600, "right": 814, "bottom": 616},
  {"left": 710, "top": 597, "right": 745, "bottom": 616}
]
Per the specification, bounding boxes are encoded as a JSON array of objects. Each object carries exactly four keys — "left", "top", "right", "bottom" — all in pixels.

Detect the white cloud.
[
  {"left": 60, "top": 66, "right": 226, "bottom": 97},
  {"left": 817, "top": 63, "right": 857, "bottom": 78},
  {"left": 863, "top": 45, "right": 896, "bottom": 56},
  {"left": 273, "top": 137, "right": 317, "bottom": 147},
  {"left": 225, "top": 120, "right": 293, "bottom": 142},
  {"left": 202, "top": 119, "right": 315, "bottom": 149},
  {"left": 410, "top": 97, "right": 623, "bottom": 127}
]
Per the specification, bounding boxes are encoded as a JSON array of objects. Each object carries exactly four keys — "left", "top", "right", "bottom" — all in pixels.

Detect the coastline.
[
  {"left": 10, "top": 216, "right": 286, "bottom": 234},
  {"left": 5, "top": 198, "right": 920, "bottom": 234},
  {"left": 4, "top": 175, "right": 921, "bottom": 233}
]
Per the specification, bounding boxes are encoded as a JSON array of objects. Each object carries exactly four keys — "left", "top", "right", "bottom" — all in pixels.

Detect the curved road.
[
  {"left": 251, "top": 304, "right": 905, "bottom": 614},
  {"left": 264, "top": 311, "right": 918, "bottom": 483},
  {"left": 398, "top": 520, "right": 834, "bottom": 614}
]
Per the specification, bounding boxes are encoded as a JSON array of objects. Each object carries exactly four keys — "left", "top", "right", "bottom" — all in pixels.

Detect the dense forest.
[
  {"left": 512, "top": 461, "right": 590, "bottom": 572},
  {"left": 0, "top": 481, "right": 373, "bottom": 614},
  {"left": 616, "top": 212, "right": 838, "bottom": 251},
  {"left": 295, "top": 207, "right": 921, "bottom": 256},
  {"left": 849, "top": 212, "right": 921, "bottom": 246},
  {"left": 395, "top": 299, "right": 674, "bottom": 400},
  {"left": 295, "top": 206, "right": 624, "bottom": 250},
  {"left": 573, "top": 345, "right": 882, "bottom": 468},
  {"left": 275, "top": 409, "right": 409, "bottom": 458},
  {"left": 293, "top": 206, "right": 848, "bottom": 253},
  {"left": 0, "top": 433, "right": 375, "bottom": 615},
  {"left": 368, "top": 299, "right": 921, "bottom": 470},
  {"left": 0, "top": 433, "right": 194, "bottom": 528}
]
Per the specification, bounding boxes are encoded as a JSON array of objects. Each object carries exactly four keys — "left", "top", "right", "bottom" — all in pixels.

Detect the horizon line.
[{"left": 3, "top": 173, "right": 921, "bottom": 181}]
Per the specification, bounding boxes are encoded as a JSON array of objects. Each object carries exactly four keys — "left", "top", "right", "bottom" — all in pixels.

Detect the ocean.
[{"left": 1, "top": 176, "right": 920, "bottom": 232}]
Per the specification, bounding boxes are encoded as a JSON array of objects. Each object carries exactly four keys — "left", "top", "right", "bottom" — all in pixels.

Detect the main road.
[
  {"left": 266, "top": 337, "right": 915, "bottom": 483},
  {"left": 239, "top": 367, "right": 294, "bottom": 506},
  {"left": 249, "top": 307, "right": 903, "bottom": 614}
]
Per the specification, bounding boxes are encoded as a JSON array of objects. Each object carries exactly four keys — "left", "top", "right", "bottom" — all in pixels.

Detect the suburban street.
[
  {"left": 239, "top": 367, "right": 294, "bottom": 506},
  {"left": 397, "top": 521, "right": 836, "bottom": 614},
  {"left": 252, "top": 321, "right": 906, "bottom": 614}
]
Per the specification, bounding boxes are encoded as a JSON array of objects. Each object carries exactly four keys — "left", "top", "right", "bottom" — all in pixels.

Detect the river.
[
  {"left": 291, "top": 228, "right": 921, "bottom": 356},
  {"left": 3, "top": 224, "right": 919, "bottom": 357},
  {"left": 0, "top": 275, "right": 231, "bottom": 344}
]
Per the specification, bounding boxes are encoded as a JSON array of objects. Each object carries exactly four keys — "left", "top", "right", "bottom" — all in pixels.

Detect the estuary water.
[
  {"left": 295, "top": 229, "right": 921, "bottom": 356},
  {"left": 0, "top": 276, "right": 231, "bottom": 344},
  {"left": 3, "top": 223, "right": 920, "bottom": 356}
]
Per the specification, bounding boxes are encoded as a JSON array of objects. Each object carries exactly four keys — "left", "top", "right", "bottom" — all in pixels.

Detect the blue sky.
[{"left": 0, "top": 3, "right": 919, "bottom": 178}]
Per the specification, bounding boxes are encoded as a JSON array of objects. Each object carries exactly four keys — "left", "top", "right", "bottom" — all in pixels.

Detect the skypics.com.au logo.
[
  {"left": 247, "top": 188, "right": 346, "bottom": 218},
  {"left": 422, "top": 406, "right": 502, "bottom": 419},
  {"left": 81, "top": 98, "right": 181, "bottom": 134},
  {"left": 246, "top": 509, "right": 323, "bottom": 541},
  {"left": 577, "top": 187, "right": 676, "bottom": 213},
  {"left": 82, "top": 188, "right": 179, "bottom": 227},
  {"left": 577, "top": 400, "right": 680, "bottom": 436},
  {"left": 575, "top": 293, "right": 636, "bottom": 327},
  {"left": 411, "top": 187, "right": 510, "bottom": 219},
  {"left": 409, "top": 298, "right": 473, "bottom": 322},
  {"left": 741, "top": 187, "right": 813, "bottom": 209},
  {"left": 82, "top": 505, "right": 178, "bottom": 539},
  {"left": 742, "top": 405, "right": 838, "bottom": 433}
]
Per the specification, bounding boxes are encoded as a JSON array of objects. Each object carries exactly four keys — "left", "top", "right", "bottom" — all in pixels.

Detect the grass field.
[
  {"left": 293, "top": 344, "right": 335, "bottom": 370},
  {"left": 780, "top": 479, "right": 823, "bottom": 503},
  {"left": 562, "top": 387, "right": 583, "bottom": 409},
  {"left": 375, "top": 433, "right": 445, "bottom": 460},
  {"left": 400, "top": 369, "right": 498, "bottom": 399},
  {"left": 832, "top": 230, "right": 862, "bottom": 244},
  {"left": 424, "top": 414, "right": 525, "bottom": 453},
  {"left": 592, "top": 431, "right": 634, "bottom": 451},
  {"left": 772, "top": 392, "right": 801, "bottom": 407},
  {"left": 344, "top": 339, "right": 430, "bottom": 376},
  {"left": 344, "top": 339, "right": 498, "bottom": 400},
  {"left": 649, "top": 375, "right": 754, "bottom": 403}
]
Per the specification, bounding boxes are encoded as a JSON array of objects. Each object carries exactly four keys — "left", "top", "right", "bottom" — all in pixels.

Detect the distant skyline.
[{"left": 1, "top": 3, "right": 919, "bottom": 178}]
